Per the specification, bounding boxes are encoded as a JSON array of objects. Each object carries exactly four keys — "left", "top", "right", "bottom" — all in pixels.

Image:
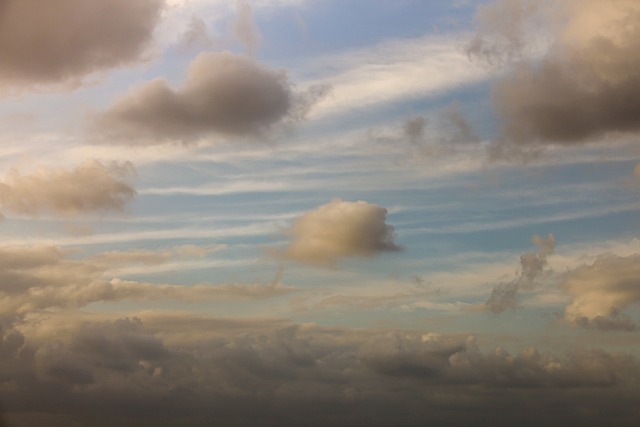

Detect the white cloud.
[
  {"left": 301, "top": 34, "right": 490, "bottom": 119},
  {"left": 277, "top": 199, "right": 401, "bottom": 266}
]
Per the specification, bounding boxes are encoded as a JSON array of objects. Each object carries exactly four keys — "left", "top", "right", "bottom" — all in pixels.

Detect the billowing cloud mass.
[
  {"left": 563, "top": 254, "right": 640, "bottom": 331},
  {"left": 0, "top": 160, "right": 136, "bottom": 218},
  {"left": 280, "top": 199, "right": 400, "bottom": 266},
  {"left": 0, "top": 317, "right": 637, "bottom": 426},
  {"left": 469, "top": 0, "right": 640, "bottom": 150},
  {"left": 485, "top": 233, "right": 555, "bottom": 313},
  {"left": 94, "top": 52, "right": 293, "bottom": 143},
  {"left": 0, "top": 0, "right": 163, "bottom": 90}
]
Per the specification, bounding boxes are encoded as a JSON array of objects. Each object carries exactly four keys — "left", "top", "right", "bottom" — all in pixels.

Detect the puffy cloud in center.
[
  {"left": 279, "top": 199, "right": 401, "bottom": 266},
  {"left": 94, "top": 52, "right": 294, "bottom": 143}
]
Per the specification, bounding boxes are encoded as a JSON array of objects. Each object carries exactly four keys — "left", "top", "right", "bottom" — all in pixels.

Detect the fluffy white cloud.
[
  {"left": 563, "top": 253, "right": 640, "bottom": 330},
  {"left": 0, "top": 160, "right": 136, "bottom": 218},
  {"left": 279, "top": 199, "right": 400, "bottom": 266}
]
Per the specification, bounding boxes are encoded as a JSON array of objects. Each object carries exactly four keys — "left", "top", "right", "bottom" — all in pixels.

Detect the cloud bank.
[
  {"left": 0, "top": 0, "right": 163, "bottom": 90},
  {"left": 0, "top": 317, "right": 637, "bottom": 427},
  {"left": 280, "top": 199, "right": 400, "bottom": 266},
  {"left": 0, "top": 160, "right": 136, "bottom": 218}
]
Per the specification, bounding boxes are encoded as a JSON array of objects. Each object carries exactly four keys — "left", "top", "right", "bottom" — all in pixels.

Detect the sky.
[{"left": 1, "top": 0, "right": 640, "bottom": 425}]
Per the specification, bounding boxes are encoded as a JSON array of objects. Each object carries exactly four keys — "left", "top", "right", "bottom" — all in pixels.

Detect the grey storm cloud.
[
  {"left": 0, "top": 0, "right": 163, "bottom": 90},
  {"left": 468, "top": 0, "right": 640, "bottom": 152},
  {"left": 563, "top": 253, "right": 640, "bottom": 331},
  {"left": 278, "top": 199, "right": 401, "bottom": 267},
  {"left": 485, "top": 233, "right": 555, "bottom": 313},
  {"left": 0, "top": 160, "right": 136, "bottom": 218},
  {"left": 0, "top": 316, "right": 638, "bottom": 426},
  {"left": 93, "top": 52, "right": 296, "bottom": 143}
]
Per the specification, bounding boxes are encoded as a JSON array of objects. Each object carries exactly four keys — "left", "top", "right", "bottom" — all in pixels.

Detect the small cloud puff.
[{"left": 279, "top": 199, "right": 401, "bottom": 267}]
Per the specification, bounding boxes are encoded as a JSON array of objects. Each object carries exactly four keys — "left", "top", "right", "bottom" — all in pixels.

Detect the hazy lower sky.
[{"left": 1, "top": 1, "right": 639, "bottom": 426}]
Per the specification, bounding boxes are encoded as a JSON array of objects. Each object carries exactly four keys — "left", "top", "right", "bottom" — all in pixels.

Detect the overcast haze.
[{"left": 1, "top": 1, "right": 639, "bottom": 426}]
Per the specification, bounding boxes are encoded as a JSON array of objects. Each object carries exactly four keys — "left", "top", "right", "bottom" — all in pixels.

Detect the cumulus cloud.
[
  {"left": 0, "top": 160, "right": 136, "bottom": 218},
  {"left": 468, "top": 0, "right": 640, "bottom": 154},
  {"left": 278, "top": 199, "right": 400, "bottom": 266},
  {"left": 563, "top": 253, "right": 640, "bottom": 331},
  {"left": 0, "top": 0, "right": 163, "bottom": 90},
  {"left": 1, "top": 316, "right": 638, "bottom": 426},
  {"left": 93, "top": 52, "right": 296, "bottom": 143},
  {"left": 485, "top": 233, "right": 555, "bottom": 313}
]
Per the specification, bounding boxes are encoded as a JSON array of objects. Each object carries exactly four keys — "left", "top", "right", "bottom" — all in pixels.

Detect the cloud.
[
  {"left": 278, "top": 199, "right": 401, "bottom": 266},
  {"left": 466, "top": 0, "right": 545, "bottom": 66},
  {"left": 563, "top": 253, "right": 640, "bottom": 331},
  {"left": 93, "top": 52, "right": 295, "bottom": 143},
  {"left": 179, "top": 17, "right": 213, "bottom": 51},
  {"left": 469, "top": 0, "right": 640, "bottom": 154},
  {"left": 0, "top": 0, "right": 163, "bottom": 91},
  {"left": 485, "top": 233, "right": 555, "bottom": 313},
  {"left": 234, "top": 0, "right": 262, "bottom": 54},
  {"left": 0, "top": 245, "right": 295, "bottom": 320},
  {"left": 369, "top": 103, "right": 480, "bottom": 164},
  {"left": 0, "top": 160, "right": 136, "bottom": 218},
  {"left": 2, "top": 316, "right": 638, "bottom": 426}
]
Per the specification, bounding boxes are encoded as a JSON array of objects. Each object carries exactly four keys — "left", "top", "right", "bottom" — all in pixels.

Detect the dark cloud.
[
  {"left": 1, "top": 316, "right": 638, "bottom": 426},
  {"left": 0, "top": 0, "right": 163, "bottom": 90},
  {"left": 468, "top": 0, "right": 640, "bottom": 154},
  {"left": 485, "top": 234, "right": 555, "bottom": 313},
  {"left": 0, "top": 160, "right": 136, "bottom": 218},
  {"left": 93, "top": 52, "right": 298, "bottom": 143},
  {"left": 277, "top": 199, "right": 401, "bottom": 267}
]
